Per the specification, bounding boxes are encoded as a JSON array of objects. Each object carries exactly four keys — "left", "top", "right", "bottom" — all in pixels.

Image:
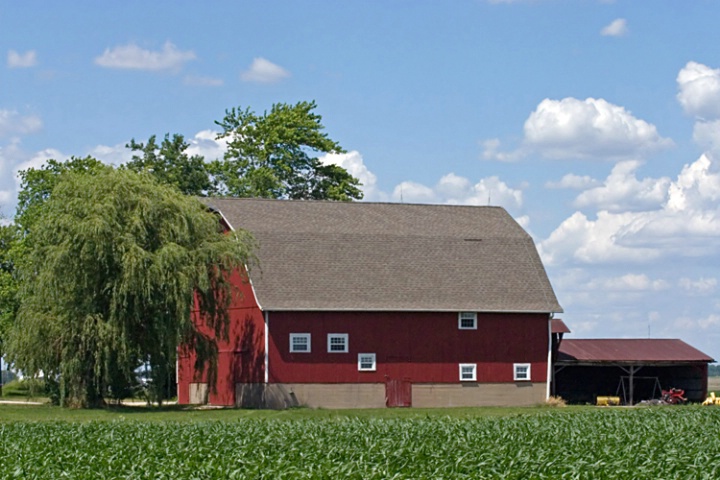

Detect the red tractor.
[{"left": 661, "top": 387, "right": 687, "bottom": 405}]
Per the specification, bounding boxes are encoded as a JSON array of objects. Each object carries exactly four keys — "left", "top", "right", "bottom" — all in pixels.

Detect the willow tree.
[{"left": 6, "top": 168, "right": 253, "bottom": 407}]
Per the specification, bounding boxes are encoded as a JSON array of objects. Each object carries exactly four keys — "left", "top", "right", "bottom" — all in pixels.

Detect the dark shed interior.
[{"left": 552, "top": 338, "right": 713, "bottom": 405}]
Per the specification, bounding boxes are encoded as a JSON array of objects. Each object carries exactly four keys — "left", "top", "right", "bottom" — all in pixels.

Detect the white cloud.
[
  {"left": 183, "top": 75, "right": 224, "bottom": 87},
  {"left": 539, "top": 210, "right": 659, "bottom": 265},
  {"left": 87, "top": 143, "right": 134, "bottom": 166},
  {"left": 185, "top": 130, "right": 229, "bottom": 162},
  {"left": 587, "top": 273, "right": 668, "bottom": 292},
  {"left": 393, "top": 181, "right": 436, "bottom": 203},
  {"left": 94, "top": 41, "right": 196, "bottom": 72},
  {"left": 539, "top": 153, "right": 720, "bottom": 266},
  {"left": 665, "top": 154, "right": 720, "bottom": 212},
  {"left": 7, "top": 49, "right": 37, "bottom": 68},
  {"left": 546, "top": 173, "right": 600, "bottom": 190},
  {"left": 0, "top": 110, "right": 42, "bottom": 137},
  {"left": 481, "top": 138, "right": 526, "bottom": 162},
  {"left": 600, "top": 18, "right": 628, "bottom": 37},
  {"left": 677, "top": 61, "right": 720, "bottom": 119},
  {"left": 674, "top": 314, "right": 720, "bottom": 331},
  {"left": 678, "top": 277, "right": 717, "bottom": 295},
  {"left": 573, "top": 160, "right": 670, "bottom": 212},
  {"left": 240, "top": 57, "right": 290, "bottom": 83},
  {"left": 523, "top": 97, "right": 672, "bottom": 160},
  {"left": 390, "top": 174, "right": 524, "bottom": 210},
  {"left": 319, "top": 151, "right": 381, "bottom": 201},
  {"left": 693, "top": 120, "right": 720, "bottom": 156}
]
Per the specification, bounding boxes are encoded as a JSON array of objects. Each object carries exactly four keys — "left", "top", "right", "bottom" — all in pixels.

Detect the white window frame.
[
  {"left": 514, "top": 363, "right": 531, "bottom": 381},
  {"left": 289, "top": 333, "right": 311, "bottom": 353},
  {"left": 458, "top": 312, "right": 477, "bottom": 330},
  {"left": 327, "top": 333, "right": 349, "bottom": 353},
  {"left": 357, "top": 353, "right": 376, "bottom": 372},
  {"left": 459, "top": 363, "right": 477, "bottom": 382}
]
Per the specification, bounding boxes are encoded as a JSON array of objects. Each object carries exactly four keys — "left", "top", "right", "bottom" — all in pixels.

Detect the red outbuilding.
[{"left": 177, "top": 199, "right": 563, "bottom": 408}]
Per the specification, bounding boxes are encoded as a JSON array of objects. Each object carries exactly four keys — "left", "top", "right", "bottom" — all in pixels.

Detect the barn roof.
[
  {"left": 557, "top": 339, "right": 714, "bottom": 364},
  {"left": 204, "top": 198, "right": 563, "bottom": 313}
]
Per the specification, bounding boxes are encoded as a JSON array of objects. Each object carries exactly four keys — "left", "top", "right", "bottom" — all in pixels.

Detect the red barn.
[{"left": 177, "top": 199, "right": 563, "bottom": 408}]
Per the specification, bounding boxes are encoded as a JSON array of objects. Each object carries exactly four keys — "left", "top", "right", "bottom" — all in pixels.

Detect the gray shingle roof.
[{"left": 203, "top": 198, "right": 563, "bottom": 313}]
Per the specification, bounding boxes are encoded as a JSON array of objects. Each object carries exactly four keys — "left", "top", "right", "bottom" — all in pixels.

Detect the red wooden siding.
[
  {"left": 267, "top": 311, "right": 549, "bottom": 384},
  {"left": 177, "top": 267, "right": 265, "bottom": 405}
]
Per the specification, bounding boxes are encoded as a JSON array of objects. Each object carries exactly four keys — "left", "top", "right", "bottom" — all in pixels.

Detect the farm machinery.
[{"left": 660, "top": 388, "right": 687, "bottom": 405}]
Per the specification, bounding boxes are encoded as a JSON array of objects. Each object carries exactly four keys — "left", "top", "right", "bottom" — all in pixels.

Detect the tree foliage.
[
  {"left": 16, "top": 156, "right": 107, "bottom": 233},
  {"left": 125, "top": 134, "right": 213, "bottom": 196},
  {"left": 0, "top": 224, "right": 19, "bottom": 380},
  {"left": 6, "top": 168, "right": 253, "bottom": 407},
  {"left": 213, "top": 100, "right": 363, "bottom": 200}
]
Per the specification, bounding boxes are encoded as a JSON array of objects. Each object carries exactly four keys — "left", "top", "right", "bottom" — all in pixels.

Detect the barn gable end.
[{"left": 178, "top": 199, "right": 563, "bottom": 408}]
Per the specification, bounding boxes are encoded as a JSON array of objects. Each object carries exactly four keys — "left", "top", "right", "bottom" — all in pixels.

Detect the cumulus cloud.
[
  {"left": 600, "top": 18, "right": 628, "bottom": 37},
  {"left": 240, "top": 58, "right": 290, "bottom": 83},
  {"left": 319, "top": 151, "right": 381, "bottom": 200},
  {"left": 665, "top": 154, "right": 720, "bottom": 212},
  {"left": 677, "top": 61, "right": 720, "bottom": 119},
  {"left": 7, "top": 49, "right": 37, "bottom": 68},
  {"left": 523, "top": 97, "right": 672, "bottom": 160},
  {"left": 483, "top": 97, "right": 672, "bottom": 162},
  {"left": 539, "top": 153, "right": 720, "bottom": 266},
  {"left": 390, "top": 174, "right": 524, "bottom": 210},
  {"left": 481, "top": 138, "right": 526, "bottom": 162},
  {"left": 693, "top": 119, "right": 720, "bottom": 156},
  {"left": 546, "top": 173, "right": 600, "bottom": 190},
  {"left": 94, "top": 41, "right": 196, "bottom": 72},
  {"left": 185, "top": 130, "right": 229, "bottom": 162},
  {"left": 573, "top": 160, "right": 670, "bottom": 212},
  {"left": 0, "top": 110, "right": 42, "bottom": 137},
  {"left": 87, "top": 143, "right": 134, "bottom": 166}
]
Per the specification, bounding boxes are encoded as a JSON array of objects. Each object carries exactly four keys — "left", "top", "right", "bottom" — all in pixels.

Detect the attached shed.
[
  {"left": 177, "top": 198, "right": 563, "bottom": 408},
  {"left": 554, "top": 339, "right": 714, "bottom": 404}
]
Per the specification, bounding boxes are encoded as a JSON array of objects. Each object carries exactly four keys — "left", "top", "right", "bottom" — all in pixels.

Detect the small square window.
[
  {"left": 358, "top": 353, "right": 376, "bottom": 371},
  {"left": 289, "top": 333, "right": 311, "bottom": 353},
  {"left": 327, "top": 333, "right": 349, "bottom": 353},
  {"left": 514, "top": 363, "right": 531, "bottom": 381},
  {"left": 458, "top": 312, "right": 477, "bottom": 330},
  {"left": 459, "top": 363, "right": 476, "bottom": 382}
]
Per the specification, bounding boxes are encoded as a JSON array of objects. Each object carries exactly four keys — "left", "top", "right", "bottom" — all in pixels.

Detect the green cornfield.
[{"left": 1, "top": 407, "right": 719, "bottom": 479}]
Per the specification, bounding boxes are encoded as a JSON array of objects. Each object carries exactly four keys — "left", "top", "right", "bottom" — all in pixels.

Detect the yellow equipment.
[
  {"left": 596, "top": 396, "right": 621, "bottom": 406},
  {"left": 702, "top": 392, "right": 720, "bottom": 406}
]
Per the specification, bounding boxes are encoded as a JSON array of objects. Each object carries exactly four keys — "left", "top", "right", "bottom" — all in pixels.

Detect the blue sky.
[{"left": 2, "top": 1, "right": 720, "bottom": 361}]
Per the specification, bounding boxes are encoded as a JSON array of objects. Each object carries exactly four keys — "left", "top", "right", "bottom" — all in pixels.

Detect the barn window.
[
  {"left": 459, "top": 363, "right": 477, "bottom": 381},
  {"left": 358, "top": 353, "right": 376, "bottom": 371},
  {"left": 327, "top": 333, "right": 349, "bottom": 353},
  {"left": 514, "top": 363, "right": 531, "bottom": 381},
  {"left": 458, "top": 312, "right": 477, "bottom": 330},
  {"left": 289, "top": 333, "right": 311, "bottom": 353}
]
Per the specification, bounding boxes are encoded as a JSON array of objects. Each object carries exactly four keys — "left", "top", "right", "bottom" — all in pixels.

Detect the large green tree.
[
  {"left": 0, "top": 223, "right": 19, "bottom": 395},
  {"left": 213, "top": 100, "right": 363, "bottom": 200},
  {"left": 16, "top": 156, "right": 107, "bottom": 233},
  {"left": 6, "top": 168, "right": 253, "bottom": 407},
  {"left": 125, "top": 134, "right": 213, "bottom": 196}
]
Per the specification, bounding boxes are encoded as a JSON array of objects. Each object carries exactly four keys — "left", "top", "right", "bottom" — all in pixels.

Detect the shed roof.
[
  {"left": 551, "top": 318, "right": 571, "bottom": 334},
  {"left": 204, "top": 198, "right": 563, "bottom": 313},
  {"left": 557, "top": 339, "right": 714, "bottom": 364}
]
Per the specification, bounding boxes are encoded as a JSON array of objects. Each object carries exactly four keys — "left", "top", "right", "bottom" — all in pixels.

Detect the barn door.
[{"left": 385, "top": 378, "right": 412, "bottom": 407}]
